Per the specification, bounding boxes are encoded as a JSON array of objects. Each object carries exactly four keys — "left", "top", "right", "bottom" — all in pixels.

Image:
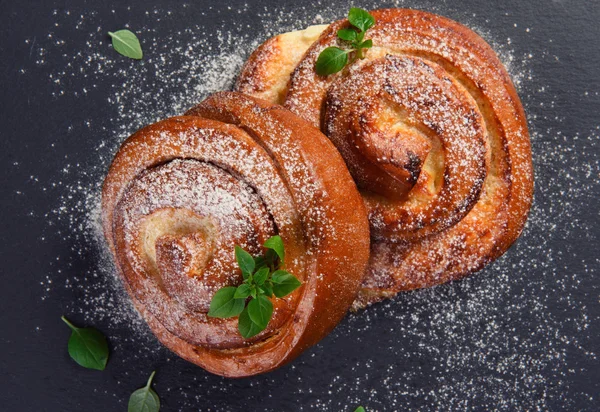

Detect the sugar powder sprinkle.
[{"left": 22, "top": 1, "right": 599, "bottom": 410}]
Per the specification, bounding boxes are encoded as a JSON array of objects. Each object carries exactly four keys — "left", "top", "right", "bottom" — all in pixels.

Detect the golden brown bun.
[
  {"left": 237, "top": 25, "right": 327, "bottom": 104},
  {"left": 102, "top": 92, "right": 370, "bottom": 376},
  {"left": 237, "top": 9, "right": 534, "bottom": 308}
]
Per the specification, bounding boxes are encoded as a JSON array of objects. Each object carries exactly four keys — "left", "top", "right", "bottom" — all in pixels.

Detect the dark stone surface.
[{"left": 1, "top": 0, "right": 598, "bottom": 410}]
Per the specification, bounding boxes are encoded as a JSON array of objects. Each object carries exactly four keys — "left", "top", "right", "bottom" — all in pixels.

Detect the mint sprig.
[
  {"left": 315, "top": 8, "right": 376, "bottom": 76},
  {"left": 208, "top": 235, "right": 302, "bottom": 339}
]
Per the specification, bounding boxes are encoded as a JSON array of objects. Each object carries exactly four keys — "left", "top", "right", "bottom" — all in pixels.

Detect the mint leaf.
[
  {"left": 316, "top": 8, "right": 375, "bottom": 76},
  {"left": 315, "top": 46, "right": 348, "bottom": 76},
  {"left": 263, "top": 235, "right": 285, "bottom": 261},
  {"left": 128, "top": 371, "right": 160, "bottom": 412},
  {"left": 254, "top": 255, "right": 266, "bottom": 269},
  {"left": 348, "top": 8, "right": 375, "bottom": 32},
  {"left": 337, "top": 28, "right": 358, "bottom": 42},
  {"left": 359, "top": 39, "right": 373, "bottom": 49},
  {"left": 208, "top": 287, "right": 245, "bottom": 318},
  {"left": 212, "top": 240, "right": 299, "bottom": 337},
  {"left": 235, "top": 245, "right": 255, "bottom": 279},
  {"left": 238, "top": 306, "right": 263, "bottom": 339},
  {"left": 247, "top": 295, "right": 273, "bottom": 329},
  {"left": 354, "top": 407, "right": 366, "bottom": 412},
  {"left": 61, "top": 316, "right": 109, "bottom": 371},
  {"left": 254, "top": 267, "right": 270, "bottom": 286},
  {"left": 356, "top": 30, "right": 365, "bottom": 43},
  {"left": 262, "top": 282, "right": 274, "bottom": 297},
  {"left": 265, "top": 248, "right": 277, "bottom": 266},
  {"left": 271, "top": 270, "right": 302, "bottom": 298},
  {"left": 108, "top": 29, "right": 143, "bottom": 60},
  {"left": 234, "top": 283, "right": 252, "bottom": 299}
]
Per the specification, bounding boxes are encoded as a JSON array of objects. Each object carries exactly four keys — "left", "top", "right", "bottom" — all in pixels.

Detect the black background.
[{"left": 1, "top": 0, "right": 599, "bottom": 411}]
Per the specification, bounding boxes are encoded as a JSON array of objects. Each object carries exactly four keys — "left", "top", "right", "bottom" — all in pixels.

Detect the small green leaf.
[
  {"left": 263, "top": 249, "right": 276, "bottom": 268},
  {"left": 247, "top": 295, "right": 273, "bottom": 330},
  {"left": 263, "top": 235, "right": 285, "bottom": 261},
  {"left": 234, "top": 283, "right": 252, "bottom": 299},
  {"left": 271, "top": 270, "right": 302, "bottom": 298},
  {"left": 108, "top": 29, "right": 143, "bottom": 60},
  {"left": 354, "top": 407, "right": 366, "bottom": 412},
  {"left": 337, "top": 28, "right": 358, "bottom": 42},
  {"left": 208, "top": 287, "right": 245, "bottom": 318},
  {"left": 262, "top": 282, "right": 274, "bottom": 297},
  {"left": 238, "top": 306, "right": 264, "bottom": 339},
  {"left": 348, "top": 8, "right": 375, "bottom": 32},
  {"left": 254, "top": 267, "right": 270, "bottom": 286},
  {"left": 254, "top": 255, "right": 266, "bottom": 269},
  {"left": 235, "top": 245, "right": 255, "bottom": 279},
  {"left": 356, "top": 30, "right": 365, "bottom": 44},
  {"left": 359, "top": 39, "right": 373, "bottom": 49},
  {"left": 315, "top": 46, "right": 348, "bottom": 76},
  {"left": 128, "top": 371, "right": 160, "bottom": 412},
  {"left": 221, "top": 240, "right": 301, "bottom": 338},
  {"left": 61, "top": 316, "right": 109, "bottom": 371}
]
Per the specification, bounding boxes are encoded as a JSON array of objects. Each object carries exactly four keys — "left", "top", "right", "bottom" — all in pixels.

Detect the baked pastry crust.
[
  {"left": 236, "top": 24, "right": 328, "bottom": 104},
  {"left": 102, "top": 92, "right": 370, "bottom": 376},
  {"left": 237, "top": 9, "right": 534, "bottom": 307}
]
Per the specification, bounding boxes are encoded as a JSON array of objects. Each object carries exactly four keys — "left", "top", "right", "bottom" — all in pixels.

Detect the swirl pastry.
[
  {"left": 237, "top": 9, "right": 534, "bottom": 307},
  {"left": 102, "top": 92, "right": 370, "bottom": 376}
]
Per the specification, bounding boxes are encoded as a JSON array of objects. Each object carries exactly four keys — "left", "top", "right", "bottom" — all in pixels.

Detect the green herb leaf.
[
  {"left": 315, "top": 46, "right": 349, "bottom": 76},
  {"left": 263, "top": 235, "right": 285, "bottom": 261},
  {"left": 234, "top": 283, "right": 252, "bottom": 299},
  {"left": 253, "top": 267, "right": 270, "bottom": 286},
  {"left": 261, "top": 249, "right": 277, "bottom": 272},
  {"left": 316, "top": 8, "right": 375, "bottom": 76},
  {"left": 208, "top": 287, "right": 245, "bottom": 318},
  {"left": 128, "top": 371, "right": 160, "bottom": 412},
  {"left": 212, "top": 239, "right": 299, "bottom": 337},
  {"left": 354, "top": 407, "right": 366, "bottom": 412},
  {"left": 348, "top": 8, "right": 375, "bottom": 32},
  {"left": 337, "top": 28, "right": 358, "bottom": 42},
  {"left": 359, "top": 39, "right": 373, "bottom": 49},
  {"left": 238, "top": 306, "right": 264, "bottom": 339},
  {"left": 108, "top": 29, "right": 143, "bottom": 60},
  {"left": 235, "top": 245, "right": 255, "bottom": 279},
  {"left": 61, "top": 316, "right": 109, "bottom": 371},
  {"left": 357, "top": 30, "right": 365, "bottom": 43},
  {"left": 271, "top": 270, "right": 302, "bottom": 298},
  {"left": 254, "top": 255, "right": 266, "bottom": 269},
  {"left": 247, "top": 295, "right": 273, "bottom": 330},
  {"left": 262, "top": 282, "right": 274, "bottom": 297}
]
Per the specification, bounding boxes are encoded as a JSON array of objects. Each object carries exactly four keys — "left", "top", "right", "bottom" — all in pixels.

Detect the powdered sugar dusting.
[{"left": 22, "top": 1, "right": 599, "bottom": 410}]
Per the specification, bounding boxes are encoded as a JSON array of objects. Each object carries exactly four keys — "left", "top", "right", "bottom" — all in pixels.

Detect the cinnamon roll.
[
  {"left": 237, "top": 9, "right": 534, "bottom": 307},
  {"left": 102, "top": 92, "right": 370, "bottom": 376}
]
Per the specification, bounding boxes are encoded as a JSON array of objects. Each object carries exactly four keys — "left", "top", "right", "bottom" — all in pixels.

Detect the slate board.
[{"left": 1, "top": 0, "right": 598, "bottom": 410}]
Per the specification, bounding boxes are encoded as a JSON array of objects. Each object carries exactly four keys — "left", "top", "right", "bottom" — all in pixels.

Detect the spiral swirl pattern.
[
  {"left": 102, "top": 92, "right": 370, "bottom": 376},
  {"left": 237, "top": 9, "right": 533, "bottom": 307}
]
